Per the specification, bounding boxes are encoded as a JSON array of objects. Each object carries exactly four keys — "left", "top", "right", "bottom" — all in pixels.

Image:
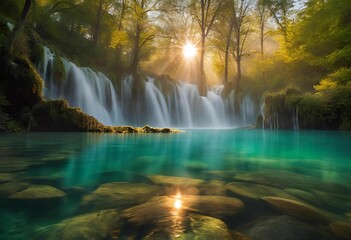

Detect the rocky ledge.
[{"left": 29, "top": 99, "right": 181, "bottom": 133}]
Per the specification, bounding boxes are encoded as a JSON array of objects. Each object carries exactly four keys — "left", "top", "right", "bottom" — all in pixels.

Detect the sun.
[{"left": 183, "top": 42, "right": 197, "bottom": 59}]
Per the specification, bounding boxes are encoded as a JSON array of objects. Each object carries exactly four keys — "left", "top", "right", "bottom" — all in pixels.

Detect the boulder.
[
  {"left": 9, "top": 185, "right": 66, "bottom": 199},
  {"left": 0, "top": 182, "right": 30, "bottom": 198},
  {"left": 122, "top": 195, "right": 244, "bottom": 225},
  {"left": 329, "top": 221, "right": 351, "bottom": 240},
  {"left": 148, "top": 175, "right": 205, "bottom": 187},
  {"left": 284, "top": 188, "right": 324, "bottom": 207},
  {"left": 227, "top": 182, "right": 294, "bottom": 199},
  {"left": 313, "top": 190, "right": 351, "bottom": 211},
  {"left": 80, "top": 182, "right": 160, "bottom": 211},
  {"left": 122, "top": 197, "right": 233, "bottom": 239},
  {"left": 186, "top": 195, "right": 245, "bottom": 219},
  {"left": 199, "top": 180, "right": 227, "bottom": 196},
  {"left": 244, "top": 215, "right": 333, "bottom": 240},
  {"left": 261, "top": 197, "right": 330, "bottom": 224},
  {"left": 0, "top": 173, "right": 15, "bottom": 183},
  {"left": 36, "top": 209, "right": 120, "bottom": 240}
]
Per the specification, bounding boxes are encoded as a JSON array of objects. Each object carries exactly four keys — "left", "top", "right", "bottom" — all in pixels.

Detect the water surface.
[{"left": 0, "top": 129, "right": 350, "bottom": 239}]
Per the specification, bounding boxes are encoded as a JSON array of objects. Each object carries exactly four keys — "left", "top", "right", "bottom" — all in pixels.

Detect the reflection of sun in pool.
[
  {"left": 174, "top": 193, "right": 182, "bottom": 209},
  {"left": 183, "top": 42, "right": 197, "bottom": 59}
]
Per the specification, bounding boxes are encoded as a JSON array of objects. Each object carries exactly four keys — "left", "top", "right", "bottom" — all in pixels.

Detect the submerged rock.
[
  {"left": 80, "top": 182, "right": 160, "bottom": 211},
  {"left": 122, "top": 195, "right": 244, "bottom": 226},
  {"left": 179, "top": 214, "right": 232, "bottom": 240},
  {"left": 199, "top": 180, "right": 227, "bottom": 196},
  {"left": 186, "top": 195, "right": 244, "bottom": 219},
  {"left": 313, "top": 190, "right": 351, "bottom": 211},
  {"left": 234, "top": 170, "right": 350, "bottom": 194},
  {"left": 226, "top": 182, "right": 294, "bottom": 199},
  {"left": 329, "top": 221, "right": 351, "bottom": 240},
  {"left": 0, "top": 173, "right": 15, "bottom": 183},
  {"left": 0, "top": 182, "right": 30, "bottom": 198},
  {"left": 148, "top": 175, "right": 205, "bottom": 187},
  {"left": 36, "top": 209, "right": 120, "bottom": 240},
  {"left": 261, "top": 196, "right": 330, "bottom": 224},
  {"left": 9, "top": 185, "right": 66, "bottom": 199},
  {"left": 122, "top": 196, "right": 234, "bottom": 239},
  {"left": 243, "top": 215, "right": 333, "bottom": 240},
  {"left": 284, "top": 188, "right": 324, "bottom": 207}
]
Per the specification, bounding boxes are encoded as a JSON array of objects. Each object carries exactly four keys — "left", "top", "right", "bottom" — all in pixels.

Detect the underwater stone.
[
  {"left": 122, "top": 196, "right": 235, "bottom": 239},
  {"left": 186, "top": 195, "right": 245, "bottom": 219},
  {"left": 0, "top": 182, "right": 30, "bottom": 198},
  {"left": 9, "top": 185, "right": 66, "bottom": 199},
  {"left": 0, "top": 173, "right": 15, "bottom": 183},
  {"left": 330, "top": 221, "right": 351, "bottom": 239},
  {"left": 261, "top": 196, "right": 330, "bottom": 224},
  {"left": 244, "top": 215, "right": 333, "bottom": 240},
  {"left": 148, "top": 175, "right": 205, "bottom": 187},
  {"left": 313, "top": 190, "right": 351, "bottom": 212},
  {"left": 179, "top": 214, "right": 232, "bottom": 240},
  {"left": 35, "top": 209, "right": 120, "bottom": 240},
  {"left": 80, "top": 182, "right": 160, "bottom": 211},
  {"left": 226, "top": 182, "right": 295, "bottom": 199},
  {"left": 284, "top": 188, "right": 324, "bottom": 207},
  {"left": 199, "top": 180, "right": 227, "bottom": 196}
]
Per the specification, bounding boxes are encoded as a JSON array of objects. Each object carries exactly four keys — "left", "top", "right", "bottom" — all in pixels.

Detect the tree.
[
  {"left": 231, "top": 0, "right": 254, "bottom": 94},
  {"left": 256, "top": 0, "right": 270, "bottom": 83},
  {"left": 190, "top": 0, "right": 223, "bottom": 96},
  {"left": 128, "top": 0, "right": 161, "bottom": 78},
  {"left": 264, "top": 0, "right": 295, "bottom": 42},
  {"left": 110, "top": 0, "right": 128, "bottom": 80},
  {"left": 7, "top": 0, "right": 32, "bottom": 57}
]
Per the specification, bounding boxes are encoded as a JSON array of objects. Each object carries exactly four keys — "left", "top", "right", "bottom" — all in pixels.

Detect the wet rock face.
[
  {"left": 80, "top": 182, "right": 160, "bottom": 212},
  {"left": 243, "top": 215, "right": 333, "bottom": 240},
  {"left": 35, "top": 209, "right": 120, "bottom": 240}
]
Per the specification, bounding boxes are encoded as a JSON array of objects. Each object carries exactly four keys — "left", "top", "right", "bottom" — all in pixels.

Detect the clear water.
[{"left": 0, "top": 129, "right": 350, "bottom": 239}]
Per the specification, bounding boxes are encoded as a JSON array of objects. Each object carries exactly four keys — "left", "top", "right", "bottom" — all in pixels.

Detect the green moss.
[
  {"left": 53, "top": 56, "right": 66, "bottom": 83},
  {"left": 6, "top": 120, "right": 24, "bottom": 132},
  {"left": 2, "top": 57, "right": 44, "bottom": 108},
  {"left": 31, "top": 43, "right": 45, "bottom": 65},
  {"left": 31, "top": 100, "right": 106, "bottom": 132}
]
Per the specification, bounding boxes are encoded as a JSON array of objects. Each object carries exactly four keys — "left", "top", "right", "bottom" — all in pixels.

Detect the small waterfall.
[
  {"left": 38, "top": 47, "right": 259, "bottom": 128},
  {"left": 39, "top": 47, "right": 122, "bottom": 126},
  {"left": 291, "top": 105, "right": 299, "bottom": 130}
]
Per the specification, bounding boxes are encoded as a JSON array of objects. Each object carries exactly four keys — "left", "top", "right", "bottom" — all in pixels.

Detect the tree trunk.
[
  {"left": 130, "top": 23, "right": 141, "bottom": 78},
  {"left": 93, "top": 0, "right": 104, "bottom": 46},
  {"left": 8, "top": 0, "right": 32, "bottom": 57},
  {"left": 198, "top": 36, "right": 207, "bottom": 96},
  {"left": 224, "top": 18, "right": 235, "bottom": 84},
  {"left": 260, "top": 15, "right": 266, "bottom": 83}
]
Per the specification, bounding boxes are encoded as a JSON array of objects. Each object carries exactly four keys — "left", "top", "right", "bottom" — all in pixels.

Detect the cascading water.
[{"left": 38, "top": 47, "right": 259, "bottom": 128}]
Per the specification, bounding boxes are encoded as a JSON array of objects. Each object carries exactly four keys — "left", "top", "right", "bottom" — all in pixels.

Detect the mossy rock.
[
  {"left": 9, "top": 185, "right": 66, "bottom": 200},
  {"left": 31, "top": 100, "right": 107, "bottom": 132},
  {"left": 2, "top": 57, "right": 44, "bottom": 108},
  {"left": 80, "top": 182, "right": 160, "bottom": 212},
  {"left": 36, "top": 209, "right": 121, "bottom": 240},
  {"left": 53, "top": 56, "right": 66, "bottom": 83}
]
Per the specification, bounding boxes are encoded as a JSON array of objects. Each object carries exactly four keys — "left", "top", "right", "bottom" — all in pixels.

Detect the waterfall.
[
  {"left": 38, "top": 47, "right": 259, "bottom": 128},
  {"left": 291, "top": 105, "right": 299, "bottom": 130}
]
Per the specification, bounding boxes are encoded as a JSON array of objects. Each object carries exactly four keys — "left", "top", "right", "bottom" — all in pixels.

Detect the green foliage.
[{"left": 6, "top": 120, "right": 25, "bottom": 132}]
